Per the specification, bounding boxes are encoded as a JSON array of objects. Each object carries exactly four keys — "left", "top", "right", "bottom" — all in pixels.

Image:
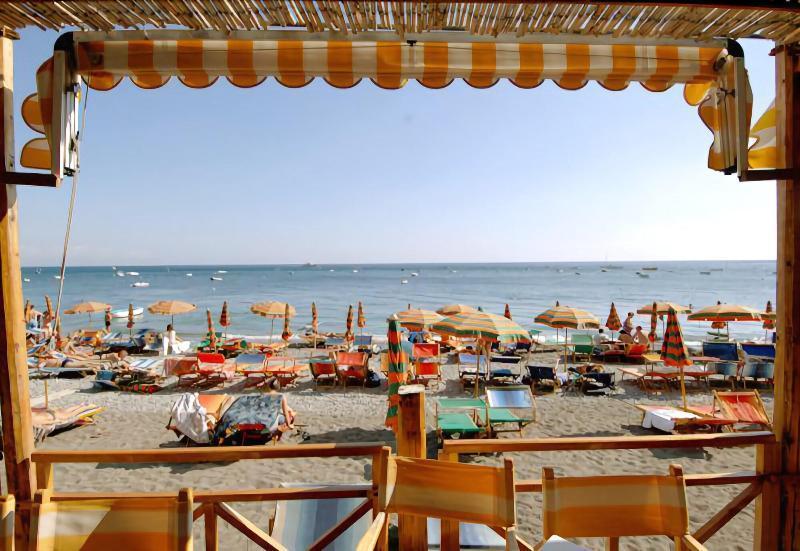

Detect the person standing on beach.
[
  {"left": 164, "top": 324, "right": 179, "bottom": 355},
  {"left": 622, "top": 312, "right": 635, "bottom": 335}
]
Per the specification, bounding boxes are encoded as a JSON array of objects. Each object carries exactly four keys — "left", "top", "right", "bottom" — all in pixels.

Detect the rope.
[{"left": 51, "top": 83, "right": 89, "bottom": 343}]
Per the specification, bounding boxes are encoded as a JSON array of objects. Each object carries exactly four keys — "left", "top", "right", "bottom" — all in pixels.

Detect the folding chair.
[
  {"left": 484, "top": 385, "right": 536, "bottom": 436},
  {"left": 539, "top": 465, "right": 706, "bottom": 550},
  {"left": 334, "top": 351, "right": 369, "bottom": 388}
]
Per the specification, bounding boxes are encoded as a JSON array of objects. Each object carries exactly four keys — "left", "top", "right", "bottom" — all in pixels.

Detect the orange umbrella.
[
  {"left": 605, "top": 302, "right": 621, "bottom": 337},
  {"left": 648, "top": 302, "right": 658, "bottom": 343},
  {"left": 763, "top": 300, "right": 775, "bottom": 341},
  {"left": 282, "top": 303, "right": 293, "bottom": 342},
  {"left": 344, "top": 305, "right": 354, "bottom": 342},
  {"left": 250, "top": 301, "right": 295, "bottom": 341},
  {"left": 437, "top": 304, "right": 477, "bottom": 316},
  {"left": 126, "top": 303, "right": 135, "bottom": 336},
  {"left": 504, "top": 303, "right": 512, "bottom": 320},
  {"left": 661, "top": 307, "right": 693, "bottom": 408},
  {"left": 311, "top": 302, "right": 319, "bottom": 334},
  {"left": 147, "top": 300, "right": 196, "bottom": 327},
  {"left": 206, "top": 309, "right": 217, "bottom": 351},
  {"left": 219, "top": 301, "right": 230, "bottom": 338},
  {"left": 357, "top": 301, "right": 366, "bottom": 329}
]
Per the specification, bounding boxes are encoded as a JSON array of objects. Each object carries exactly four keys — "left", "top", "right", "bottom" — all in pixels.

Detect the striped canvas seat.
[
  {"left": 540, "top": 465, "right": 706, "bottom": 550},
  {"left": 31, "top": 488, "right": 193, "bottom": 551},
  {"left": 0, "top": 495, "right": 13, "bottom": 551},
  {"left": 359, "top": 451, "right": 520, "bottom": 550}
]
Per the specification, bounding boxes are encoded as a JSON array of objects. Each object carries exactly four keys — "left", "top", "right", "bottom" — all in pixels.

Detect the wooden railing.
[
  {"left": 439, "top": 431, "right": 776, "bottom": 548},
  {"left": 31, "top": 442, "right": 391, "bottom": 551}
]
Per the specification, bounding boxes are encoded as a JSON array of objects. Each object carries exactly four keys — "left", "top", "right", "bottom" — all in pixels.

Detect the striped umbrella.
[
  {"left": 357, "top": 301, "right": 366, "bottom": 331},
  {"left": 251, "top": 301, "right": 295, "bottom": 342},
  {"left": 762, "top": 300, "right": 775, "bottom": 328},
  {"left": 385, "top": 319, "right": 408, "bottom": 432},
  {"left": 660, "top": 306, "right": 693, "bottom": 408},
  {"left": 311, "top": 302, "right": 319, "bottom": 334},
  {"left": 104, "top": 307, "right": 112, "bottom": 331},
  {"left": 636, "top": 302, "right": 692, "bottom": 315},
  {"left": 282, "top": 303, "right": 293, "bottom": 343},
  {"left": 436, "top": 304, "right": 477, "bottom": 316},
  {"left": 535, "top": 302, "right": 599, "bottom": 366},
  {"left": 432, "top": 311, "right": 530, "bottom": 397},
  {"left": 206, "top": 309, "right": 217, "bottom": 351},
  {"left": 219, "top": 301, "right": 230, "bottom": 338},
  {"left": 504, "top": 304, "right": 512, "bottom": 320},
  {"left": 688, "top": 301, "right": 762, "bottom": 339},
  {"left": 605, "top": 303, "right": 621, "bottom": 337},
  {"left": 648, "top": 302, "right": 658, "bottom": 343},
  {"left": 344, "top": 305, "right": 354, "bottom": 343},
  {"left": 388, "top": 308, "right": 443, "bottom": 331},
  {"left": 126, "top": 303, "right": 135, "bottom": 337}
]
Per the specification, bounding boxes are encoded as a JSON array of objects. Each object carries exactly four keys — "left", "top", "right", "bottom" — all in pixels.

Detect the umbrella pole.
[
  {"left": 270, "top": 318, "right": 275, "bottom": 343},
  {"left": 680, "top": 367, "right": 687, "bottom": 409},
  {"left": 474, "top": 344, "right": 481, "bottom": 398}
]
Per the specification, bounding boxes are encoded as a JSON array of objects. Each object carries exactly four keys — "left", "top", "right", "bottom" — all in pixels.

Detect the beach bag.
[{"left": 365, "top": 370, "right": 381, "bottom": 388}]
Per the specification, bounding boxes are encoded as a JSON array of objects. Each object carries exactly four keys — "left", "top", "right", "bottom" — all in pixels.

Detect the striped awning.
[
  {"left": 21, "top": 34, "right": 750, "bottom": 178},
  {"left": 748, "top": 100, "right": 777, "bottom": 169}
]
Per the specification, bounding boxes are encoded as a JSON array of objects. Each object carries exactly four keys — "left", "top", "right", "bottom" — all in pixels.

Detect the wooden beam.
[
  {"left": 215, "top": 502, "right": 287, "bottom": 550},
  {"left": 396, "top": 387, "right": 427, "bottom": 549},
  {"left": 204, "top": 502, "right": 218, "bottom": 551},
  {"left": 767, "top": 43, "right": 800, "bottom": 551},
  {"left": 0, "top": 172, "right": 58, "bottom": 187},
  {"left": 693, "top": 482, "right": 763, "bottom": 543},
  {"left": 515, "top": 471, "right": 761, "bottom": 493},
  {"left": 0, "top": 33, "right": 35, "bottom": 549},
  {"left": 441, "top": 431, "right": 774, "bottom": 455}
]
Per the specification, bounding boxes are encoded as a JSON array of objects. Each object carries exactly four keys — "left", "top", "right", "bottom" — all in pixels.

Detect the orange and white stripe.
[
  {"left": 21, "top": 38, "right": 745, "bottom": 177},
  {"left": 748, "top": 100, "right": 776, "bottom": 169}
]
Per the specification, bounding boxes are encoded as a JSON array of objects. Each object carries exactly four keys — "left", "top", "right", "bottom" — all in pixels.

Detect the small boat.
[
  {"left": 411, "top": 272, "right": 419, "bottom": 277},
  {"left": 185, "top": 273, "right": 193, "bottom": 277},
  {"left": 329, "top": 269, "right": 335, "bottom": 272},
  {"left": 635, "top": 272, "right": 649, "bottom": 278},
  {"left": 23, "top": 277, "right": 30, "bottom": 282},
  {"left": 116, "top": 271, "right": 125, "bottom": 277},
  {"left": 451, "top": 270, "right": 458, "bottom": 273},
  {"left": 352, "top": 269, "right": 359, "bottom": 273},
  {"left": 303, "top": 262, "right": 316, "bottom": 267},
  {"left": 210, "top": 276, "right": 223, "bottom": 281},
  {"left": 216, "top": 270, "right": 228, "bottom": 274},
  {"left": 131, "top": 281, "right": 150, "bottom": 287},
  {"left": 111, "top": 307, "right": 143, "bottom": 318},
  {"left": 641, "top": 267, "right": 658, "bottom": 271},
  {"left": 126, "top": 271, "right": 140, "bottom": 276},
  {"left": 699, "top": 271, "right": 711, "bottom": 275},
  {"left": 557, "top": 269, "right": 564, "bottom": 273},
  {"left": 600, "top": 269, "right": 608, "bottom": 273},
  {"left": 401, "top": 279, "right": 409, "bottom": 284},
  {"left": 53, "top": 275, "right": 61, "bottom": 280},
  {"left": 575, "top": 272, "right": 581, "bottom": 275}
]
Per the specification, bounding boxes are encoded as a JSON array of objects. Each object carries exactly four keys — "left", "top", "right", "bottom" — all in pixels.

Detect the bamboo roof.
[{"left": 2, "top": 2, "right": 800, "bottom": 43}]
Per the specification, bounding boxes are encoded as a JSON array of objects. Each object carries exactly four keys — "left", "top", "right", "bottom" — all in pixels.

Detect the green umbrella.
[
  {"left": 385, "top": 319, "right": 408, "bottom": 432},
  {"left": 661, "top": 306, "right": 693, "bottom": 408}
]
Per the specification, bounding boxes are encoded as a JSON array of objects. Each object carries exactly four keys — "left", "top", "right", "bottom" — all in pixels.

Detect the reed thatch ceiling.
[{"left": 2, "top": 2, "right": 800, "bottom": 43}]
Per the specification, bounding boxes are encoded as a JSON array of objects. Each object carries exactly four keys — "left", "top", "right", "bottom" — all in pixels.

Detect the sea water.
[{"left": 21, "top": 261, "right": 776, "bottom": 342}]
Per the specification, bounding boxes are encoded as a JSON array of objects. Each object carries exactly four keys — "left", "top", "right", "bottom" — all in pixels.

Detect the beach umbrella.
[
  {"left": 687, "top": 301, "right": 762, "bottom": 339},
  {"left": 432, "top": 311, "right": 530, "bottom": 397},
  {"left": 504, "top": 304, "right": 512, "bottom": 320},
  {"left": 147, "top": 300, "right": 197, "bottom": 327},
  {"left": 219, "top": 301, "right": 230, "bottom": 338},
  {"left": 24, "top": 299, "right": 30, "bottom": 321},
  {"left": 311, "top": 302, "right": 319, "bottom": 334},
  {"left": 104, "top": 307, "right": 112, "bottom": 331},
  {"left": 605, "top": 303, "right": 621, "bottom": 338},
  {"left": 282, "top": 303, "right": 293, "bottom": 343},
  {"left": 388, "top": 308, "right": 443, "bottom": 331},
  {"left": 661, "top": 307, "right": 693, "bottom": 408},
  {"left": 636, "top": 302, "right": 692, "bottom": 315},
  {"left": 385, "top": 319, "right": 408, "bottom": 432},
  {"left": 250, "top": 301, "right": 295, "bottom": 342},
  {"left": 64, "top": 301, "right": 111, "bottom": 326},
  {"left": 535, "top": 302, "right": 600, "bottom": 366},
  {"left": 344, "top": 305, "right": 354, "bottom": 343},
  {"left": 357, "top": 301, "right": 366, "bottom": 340},
  {"left": 126, "top": 304, "right": 135, "bottom": 337},
  {"left": 206, "top": 309, "right": 217, "bottom": 351},
  {"left": 648, "top": 302, "right": 658, "bottom": 343},
  {"left": 437, "top": 304, "right": 477, "bottom": 316},
  {"left": 762, "top": 300, "right": 775, "bottom": 341}
]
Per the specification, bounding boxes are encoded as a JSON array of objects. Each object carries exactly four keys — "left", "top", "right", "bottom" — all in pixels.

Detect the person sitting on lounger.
[
  {"left": 592, "top": 328, "right": 610, "bottom": 354},
  {"left": 633, "top": 326, "right": 651, "bottom": 349},
  {"left": 267, "top": 378, "right": 296, "bottom": 433}
]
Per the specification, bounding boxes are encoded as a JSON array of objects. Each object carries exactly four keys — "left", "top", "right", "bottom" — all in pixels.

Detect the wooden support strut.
[
  {"left": 0, "top": 33, "right": 36, "bottom": 549},
  {"left": 396, "top": 387, "right": 427, "bottom": 550}
]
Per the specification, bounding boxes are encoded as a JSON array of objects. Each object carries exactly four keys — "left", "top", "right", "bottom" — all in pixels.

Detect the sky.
[{"left": 12, "top": 30, "right": 778, "bottom": 266}]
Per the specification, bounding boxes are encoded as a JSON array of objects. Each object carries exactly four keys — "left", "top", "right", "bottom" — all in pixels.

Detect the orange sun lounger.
[{"left": 688, "top": 390, "right": 772, "bottom": 431}]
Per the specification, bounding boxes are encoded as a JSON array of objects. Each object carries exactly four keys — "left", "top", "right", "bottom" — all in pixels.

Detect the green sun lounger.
[
  {"left": 436, "top": 399, "right": 488, "bottom": 442},
  {"left": 437, "top": 412, "right": 482, "bottom": 437}
]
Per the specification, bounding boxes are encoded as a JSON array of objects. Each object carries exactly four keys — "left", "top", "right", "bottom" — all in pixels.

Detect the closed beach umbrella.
[
  {"left": 357, "top": 301, "right": 366, "bottom": 339},
  {"left": 388, "top": 308, "right": 443, "bottom": 331},
  {"left": 605, "top": 303, "right": 621, "bottom": 337},
  {"left": 687, "top": 301, "right": 762, "bottom": 339},
  {"left": 437, "top": 304, "right": 477, "bottom": 316},
  {"left": 147, "top": 300, "right": 197, "bottom": 327},
  {"left": 344, "top": 305, "right": 354, "bottom": 342},
  {"left": 648, "top": 302, "right": 658, "bottom": 343},
  {"left": 206, "top": 309, "right": 217, "bottom": 351},
  {"left": 282, "top": 303, "right": 293, "bottom": 343},
  {"left": 504, "top": 304, "right": 512, "bottom": 320},
  {"left": 126, "top": 303, "right": 135, "bottom": 336},
  {"left": 250, "top": 301, "right": 295, "bottom": 342},
  {"left": 535, "top": 302, "right": 600, "bottom": 366},
  {"left": 762, "top": 300, "right": 775, "bottom": 335},
  {"left": 311, "top": 302, "right": 319, "bottom": 334},
  {"left": 219, "top": 301, "right": 230, "bottom": 337},
  {"left": 661, "top": 307, "right": 693, "bottom": 408},
  {"left": 432, "top": 311, "right": 529, "bottom": 397},
  {"left": 385, "top": 319, "right": 408, "bottom": 432}
]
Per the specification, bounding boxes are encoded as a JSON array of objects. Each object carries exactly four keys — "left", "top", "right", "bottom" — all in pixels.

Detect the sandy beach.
[{"left": 12, "top": 346, "right": 769, "bottom": 550}]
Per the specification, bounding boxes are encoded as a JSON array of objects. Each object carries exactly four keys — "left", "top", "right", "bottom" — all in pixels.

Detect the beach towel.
[
  {"left": 169, "top": 393, "right": 210, "bottom": 443},
  {"left": 31, "top": 403, "right": 103, "bottom": 442},
  {"left": 641, "top": 408, "right": 699, "bottom": 433},
  {"left": 212, "top": 394, "right": 283, "bottom": 445}
]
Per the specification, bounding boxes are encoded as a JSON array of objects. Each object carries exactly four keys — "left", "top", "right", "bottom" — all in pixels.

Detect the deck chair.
[
  {"left": 412, "top": 360, "right": 442, "bottom": 388},
  {"left": 571, "top": 334, "right": 594, "bottom": 361},
  {"left": 358, "top": 453, "right": 522, "bottom": 550},
  {"left": 235, "top": 353, "right": 269, "bottom": 387},
  {"left": 269, "top": 483, "right": 372, "bottom": 550},
  {"left": 167, "top": 393, "right": 233, "bottom": 443},
  {"left": 706, "top": 390, "right": 772, "bottom": 431},
  {"left": 31, "top": 488, "right": 193, "bottom": 551},
  {"left": 310, "top": 357, "right": 337, "bottom": 388},
  {"left": 0, "top": 495, "right": 13, "bottom": 551},
  {"left": 741, "top": 342, "right": 775, "bottom": 361},
  {"left": 334, "top": 351, "right": 369, "bottom": 388},
  {"left": 484, "top": 386, "right": 536, "bottom": 436},
  {"left": 176, "top": 352, "right": 229, "bottom": 388},
  {"left": 458, "top": 353, "right": 488, "bottom": 390},
  {"left": 354, "top": 335, "right": 378, "bottom": 354},
  {"left": 436, "top": 398, "right": 487, "bottom": 442},
  {"left": 527, "top": 360, "right": 559, "bottom": 391},
  {"left": 488, "top": 355, "right": 521, "bottom": 384},
  {"left": 325, "top": 336, "right": 347, "bottom": 351},
  {"left": 702, "top": 341, "right": 740, "bottom": 362},
  {"left": 539, "top": 465, "right": 706, "bottom": 550}
]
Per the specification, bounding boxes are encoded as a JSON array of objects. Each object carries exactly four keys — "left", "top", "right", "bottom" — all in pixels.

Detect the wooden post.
[
  {"left": 759, "top": 44, "right": 800, "bottom": 551},
  {"left": 0, "top": 32, "right": 36, "bottom": 548},
  {"left": 396, "top": 385, "right": 426, "bottom": 549},
  {"left": 438, "top": 450, "right": 460, "bottom": 551}
]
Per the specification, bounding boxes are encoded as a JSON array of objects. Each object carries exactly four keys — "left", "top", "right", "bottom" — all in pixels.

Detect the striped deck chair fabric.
[
  {"left": 31, "top": 488, "right": 193, "bottom": 551},
  {"left": 0, "top": 495, "right": 13, "bottom": 551},
  {"left": 367, "top": 455, "right": 519, "bottom": 549},
  {"left": 540, "top": 465, "right": 706, "bottom": 549}
]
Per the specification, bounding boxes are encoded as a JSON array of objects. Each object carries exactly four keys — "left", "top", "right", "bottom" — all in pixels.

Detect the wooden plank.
[
  {"left": 693, "top": 482, "right": 763, "bottom": 543},
  {"left": 46, "top": 485, "right": 372, "bottom": 503},
  {"left": 204, "top": 502, "right": 218, "bottom": 551},
  {"left": 515, "top": 471, "right": 760, "bottom": 493},
  {"left": 34, "top": 462, "right": 53, "bottom": 490},
  {"left": 0, "top": 172, "right": 59, "bottom": 187},
  {"left": 355, "top": 512, "right": 387, "bottom": 551},
  {"left": 215, "top": 502, "right": 287, "bottom": 550},
  {"left": 0, "top": 34, "right": 35, "bottom": 550},
  {"left": 396, "top": 387, "right": 427, "bottom": 549},
  {"left": 308, "top": 498, "right": 371, "bottom": 550},
  {"left": 442, "top": 431, "right": 774, "bottom": 455},
  {"left": 31, "top": 442, "right": 387, "bottom": 464}
]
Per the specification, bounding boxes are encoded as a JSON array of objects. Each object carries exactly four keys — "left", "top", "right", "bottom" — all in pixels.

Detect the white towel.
[{"left": 170, "top": 392, "right": 209, "bottom": 443}]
